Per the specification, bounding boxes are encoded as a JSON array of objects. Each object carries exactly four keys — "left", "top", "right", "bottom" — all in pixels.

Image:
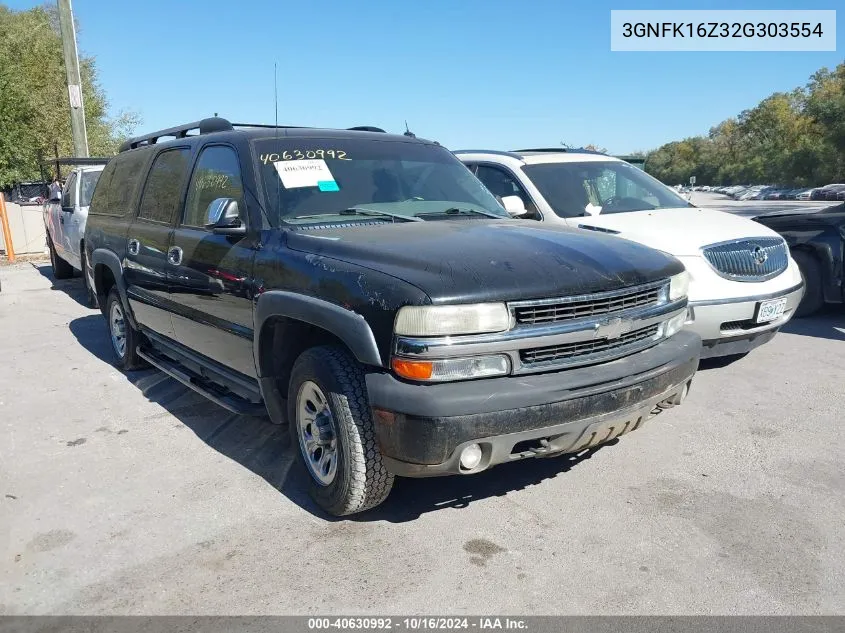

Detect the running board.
[{"left": 136, "top": 347, "right": 267, "bottom": 416}]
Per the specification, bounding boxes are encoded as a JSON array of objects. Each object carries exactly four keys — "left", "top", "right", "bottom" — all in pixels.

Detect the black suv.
[{"left": 84, "top": 118, "right": 700, "bottom": 516}]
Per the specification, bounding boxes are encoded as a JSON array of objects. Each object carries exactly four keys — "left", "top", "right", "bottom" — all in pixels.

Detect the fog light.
[{"left": 459, "top": 443, "right": 483, "bottom": 470}]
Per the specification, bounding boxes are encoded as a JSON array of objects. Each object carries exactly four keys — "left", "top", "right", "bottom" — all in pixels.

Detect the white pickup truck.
[{"left": 42, "top": 162, "right": 106, "bottom": 306}]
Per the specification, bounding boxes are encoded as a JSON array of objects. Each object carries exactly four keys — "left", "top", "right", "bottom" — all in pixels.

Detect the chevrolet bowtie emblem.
[{"left": 594, "top": 317, "right": 633, "bottom": 340}]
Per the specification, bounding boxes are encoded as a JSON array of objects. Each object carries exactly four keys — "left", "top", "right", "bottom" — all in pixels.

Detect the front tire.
[
  {"left": 48, "top": 237, "right": 74, "bottom": 280},
  {"left": 288, "top": 346, "right": 394, "bottom": 516},
  {"left": 105, "top": 289, "right": 145, "bottom": 370},
  {"left": 793, "top": 251, "right": 824, "bottom": 317}
]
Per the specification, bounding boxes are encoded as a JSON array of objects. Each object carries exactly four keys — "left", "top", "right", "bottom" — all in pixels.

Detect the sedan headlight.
[
  {"left": 394, "top": 303, "right": 510, "bottom": 336},
  {"left": 668, "top": 271, "right": 690, "bottom": 301}
]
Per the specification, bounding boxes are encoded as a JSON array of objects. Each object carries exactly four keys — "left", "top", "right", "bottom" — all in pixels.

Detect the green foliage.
[
  {"left": 645, "top": 63, "right": 845, "bottom": 187},
  {"left": 0, "top": 3, "right": 140, "bottom": 188}
]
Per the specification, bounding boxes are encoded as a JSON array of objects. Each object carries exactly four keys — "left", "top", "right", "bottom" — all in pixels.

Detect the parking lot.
[{"left": 1, "top": 202, "right": 844, "bottom": 615}]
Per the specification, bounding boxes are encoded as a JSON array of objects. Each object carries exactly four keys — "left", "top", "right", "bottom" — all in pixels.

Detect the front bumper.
[
  {"left": 365, "top": 330, "right": 700, "bottom": 477},
  {"left": 686, "top": 282, "right": 803, "bottom": 358}
]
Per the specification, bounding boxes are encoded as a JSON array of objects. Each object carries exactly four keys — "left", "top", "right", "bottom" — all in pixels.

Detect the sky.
[{"left": 7, "top": 0, "right": 844, "bottom": 154}]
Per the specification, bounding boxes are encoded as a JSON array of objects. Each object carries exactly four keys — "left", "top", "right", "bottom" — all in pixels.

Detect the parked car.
[
  {"left": 84, "top": 118, "right": 700, "bottom": 516},
  {"left": 811, "top": 184, "right": 845, "bottom": 200},
  {"left": 754, "top": 203, "right": 845, "bottom": 316},
  {"left": 42, "top": 160, "right": 108, "bottom": 306},
  {"left": 823, "top": 185, "right": 845, "bottom": 201},
  {"left": 456, "top": 149, "right": 804, "bottom": 359}
]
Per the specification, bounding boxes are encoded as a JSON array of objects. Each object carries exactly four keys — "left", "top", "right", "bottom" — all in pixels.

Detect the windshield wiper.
[
  {"left": 340, "top": 207, "right": 423, "bottom": 222},
  {"left": 439, "top": 207, "right": 503, "bottom": 218},
  {"left": 291, "top": 208, "right": 422, "bottom": 222}
]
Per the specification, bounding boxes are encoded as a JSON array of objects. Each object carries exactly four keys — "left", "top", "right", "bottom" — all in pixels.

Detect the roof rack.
[
  {"left": 452, "top": 149, "right": 525, "bottom": 160},
  {"left": 118, "top": 117, "right": 234, "bottom": 152},
  {"left": 515, "top": 147, "right": 607, "bottom": 155},
  {"left": 41, "top": 157, "right": 110, "bottom": 167},
  {"left": 348, "top": 126, "right": 386, "bottom": 133}
]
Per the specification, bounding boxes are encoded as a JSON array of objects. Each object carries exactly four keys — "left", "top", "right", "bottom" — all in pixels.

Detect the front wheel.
[
  {"left": 288, "top": 346, "right": 394, "bottom": 516},
  {"left": 792, "top": 251, "right": 824, "bottom": 317}
]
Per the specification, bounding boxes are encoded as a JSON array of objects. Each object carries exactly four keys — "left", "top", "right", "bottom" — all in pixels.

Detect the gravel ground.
[{"left": 1, "top": 237, "right": 844, "bottom": 615}]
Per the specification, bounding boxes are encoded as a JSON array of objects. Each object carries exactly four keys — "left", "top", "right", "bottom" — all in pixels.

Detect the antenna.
[
  {"left": 274, "top": 62, "right": 278, "bottom": 129},
  {"left": 404, "top": 121, "right": 415, "bottom": 138}
]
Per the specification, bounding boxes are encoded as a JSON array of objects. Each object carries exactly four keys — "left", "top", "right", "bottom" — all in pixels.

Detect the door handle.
[
  {"left": 127, "top": 239, "right": 140, "bottom": 256},
  {"left": 167, "top": 246, "right": 183, "bottom": 266}
]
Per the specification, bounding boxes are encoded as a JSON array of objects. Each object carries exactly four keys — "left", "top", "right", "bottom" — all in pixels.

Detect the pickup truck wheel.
[
  {"left": 48, "top": 237, "right": 74, "bottom": 280},
  {"left": 106, "top": 289, "right": 144, "bottom": 370},
  {"left": 288, "top": 346, "right": 394, "bottom": 516},
  {"left": 793, "top": 251, "right": 823, "bottom": 317}
]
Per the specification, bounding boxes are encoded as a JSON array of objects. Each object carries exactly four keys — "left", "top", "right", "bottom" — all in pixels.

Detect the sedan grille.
[
  {"left": 520, "top": 324, "right": 660, "bottom": 368},
  {"left": 702, "top": 237, "right": 788, "bottom": 282},
  {"left": 511, "top": 282, "right": 663, "bottom": 326}
]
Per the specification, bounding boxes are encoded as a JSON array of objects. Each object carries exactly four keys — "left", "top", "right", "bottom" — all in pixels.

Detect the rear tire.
[
  {"left": 48, "top": 237, "right": 73, "bottom": 280},
  {"left": 105, "top": 289, "right": 145, "bottom": 370},
  {"left": 288, "top": 346, "right": 394, "bottom": 516},
  {"left": 792, "top": 251, "right": 824, "bottom": 317}
]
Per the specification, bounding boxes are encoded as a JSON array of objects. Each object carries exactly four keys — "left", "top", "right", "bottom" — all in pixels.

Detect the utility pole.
[{"left": 57, "top": 0, "right": 89, "bottom": 158}]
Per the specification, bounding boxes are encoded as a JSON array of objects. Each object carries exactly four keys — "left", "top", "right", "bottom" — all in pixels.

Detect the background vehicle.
[
  {"left": 42, "top": 158, "right": 108, "bottom": 306},
  {"left": 755, "top": 203, "right": 845, "bottom": 316},
  {"left": 457, "top": 149, "right": 804, "bottom": 359},
  {"left": 85, "top": 118, "right": 699, "bottom": 516}
]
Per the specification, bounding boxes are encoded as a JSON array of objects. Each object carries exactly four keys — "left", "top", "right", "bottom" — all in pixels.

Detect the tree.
[
  {"left": 644, "top": 62, "right": 845, "bottom": 187},
  {"left": 0, "top": 4, "right": 140, "bottom": 188}
]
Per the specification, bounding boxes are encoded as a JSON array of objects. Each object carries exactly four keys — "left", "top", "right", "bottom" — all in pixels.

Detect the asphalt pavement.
[{"left": 1, "top": 205, "right": 844, "bottom": 614}]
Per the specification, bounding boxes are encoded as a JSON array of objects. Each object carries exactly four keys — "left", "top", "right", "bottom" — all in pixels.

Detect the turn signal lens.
[
  {"left": 392, "top": 355, "right": 511, "bottom": 382},
  {"left": 391, "top": 359, "right": 434, "bottom": 380}
]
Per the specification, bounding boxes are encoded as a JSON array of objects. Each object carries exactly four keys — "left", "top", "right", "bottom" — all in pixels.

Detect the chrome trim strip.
[
  {"left": 688, "top": 282, "right": 803, "bottom": 307},
  {"left": 507, "top": 279, "right": 667, "bottom": 310},
  {"left": 394, "top": 301, "right": 687, "bottom": 360}
]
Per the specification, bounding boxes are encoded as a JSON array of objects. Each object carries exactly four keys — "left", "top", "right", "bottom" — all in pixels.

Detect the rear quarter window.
[{"left": 88, "top": 150, "right": 150, "bottom": 217}]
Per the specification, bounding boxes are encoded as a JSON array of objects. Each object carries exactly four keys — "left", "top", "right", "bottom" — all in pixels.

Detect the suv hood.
[
  {"left": 286, "top": 220, "right": 682, "bottom": 304},
  {"left": 576, "top": 207, "right": 782, "bottom": 256}
]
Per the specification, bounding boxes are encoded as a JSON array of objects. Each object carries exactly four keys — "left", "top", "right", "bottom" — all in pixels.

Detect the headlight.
[
  {"left": 394, "top": 303, "right": 510, "bottom": 336},
  {"left": 668, "top": 271, "right": 689, "bottom": 301},
  {"left": 391, "top": 355, "right": 511, "bottom": 382}
]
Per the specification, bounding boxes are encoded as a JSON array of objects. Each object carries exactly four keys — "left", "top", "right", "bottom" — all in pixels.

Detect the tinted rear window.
[
  {"left": 89, "top": 151, "right": 150, "bottom": 217},
  {"left": 137, "top": 148, "right": 192, "bottom": 224}
]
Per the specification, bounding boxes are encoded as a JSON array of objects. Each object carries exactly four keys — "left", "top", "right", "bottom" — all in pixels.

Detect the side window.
[
  {"left": 61, "top": 172, "right": 77, "bottom": 207},
  {"left": 474, "top": 165, "right": 539, "bottom": 220},
  {"left": 183, "top": 146, "right": 245, "bottom": 228},
  {"left": 138, "top": 148, "right": 191, "bottom": 224}
]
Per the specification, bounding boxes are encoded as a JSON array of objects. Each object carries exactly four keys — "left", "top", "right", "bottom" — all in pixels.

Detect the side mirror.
[
  {"left": 205, "top": 198, "right": 246, "bottom": 235},
  {"left": 501, "top": 195, "right": 528, "bottom": 217}
]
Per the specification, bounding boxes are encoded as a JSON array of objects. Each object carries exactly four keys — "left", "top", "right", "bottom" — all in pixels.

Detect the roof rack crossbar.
[
  {"left": 231, "top": 123, "right": 312, "bottom": 130},
  {"left": 119, "top": 117, "right": 234, "bottom": 152}
]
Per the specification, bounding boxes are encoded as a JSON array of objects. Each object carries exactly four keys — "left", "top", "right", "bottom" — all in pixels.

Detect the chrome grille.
[
  {"left": 511, "top": 281, "right": 664, "bottom": 326},
  {"left": 702, "top": 237, "right": 788, "bottom": 282},
  {"left": 520, "top": 324, "right": 660, "bottom": 368}
]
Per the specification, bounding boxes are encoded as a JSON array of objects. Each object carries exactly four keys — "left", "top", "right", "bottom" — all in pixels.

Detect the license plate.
[{"left": 755, "top": 297, "right": 787, "bottom": 323}]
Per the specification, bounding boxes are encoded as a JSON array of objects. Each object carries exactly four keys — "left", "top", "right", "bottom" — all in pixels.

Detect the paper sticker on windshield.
[{"left": 274, "top": 159, "right": 335, "bottom": 189}]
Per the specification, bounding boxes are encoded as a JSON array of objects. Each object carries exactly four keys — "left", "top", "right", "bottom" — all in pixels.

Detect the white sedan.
[{"left": 456, "top": 149, "right": 804, "bottom": 359}]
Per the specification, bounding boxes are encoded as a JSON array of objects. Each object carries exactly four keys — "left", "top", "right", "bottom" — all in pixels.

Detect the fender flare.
[
  {"left": 253, "top": 291, "right": 383, "bottom": 376},
  {"left": 91, "top": 248, "right": 137, "bottom": 328}
]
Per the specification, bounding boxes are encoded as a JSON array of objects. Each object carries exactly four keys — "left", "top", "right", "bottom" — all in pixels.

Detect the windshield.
[
  {"left": 79, "top": 169, "right": 103, "bottom": 207},
  {"left": 254, "top": 137, "right": 508, "bottom": 225},
  {"left": 522, "top": 160, "right": 693, "bottom": 217}
]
